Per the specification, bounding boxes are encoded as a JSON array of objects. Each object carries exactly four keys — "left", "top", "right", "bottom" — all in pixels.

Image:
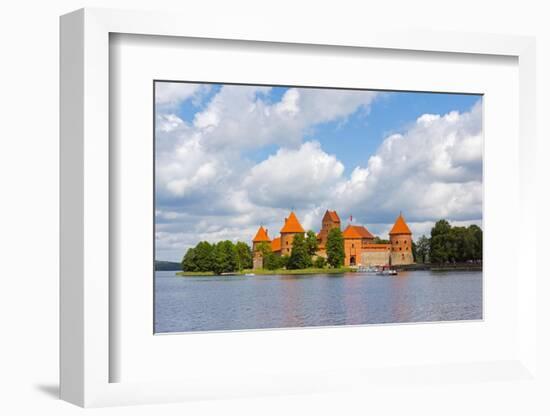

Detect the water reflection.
[
  {"left": 389, "top": 272, "right": 411, "bottom": 323},
  {"left": 154, "top": 270, "right": 482, "bottom": 333},
  {"left": 281, "top": 275, "right": 302, "bottom": 328}
]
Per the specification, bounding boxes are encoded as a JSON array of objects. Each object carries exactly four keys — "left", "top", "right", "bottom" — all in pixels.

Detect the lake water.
[{"left": 154, "top": 270, "right": 482, "bottom": 333}]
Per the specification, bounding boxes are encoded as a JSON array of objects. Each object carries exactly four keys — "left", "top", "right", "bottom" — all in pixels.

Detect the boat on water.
[
  {"left": 357, "top": 265, "right": 379, "bottom": 274},
  {"left": 377, "top": 269, "right": 398, "bottom": 276},
  {"left": 244, "top": 273, "right": 255, "bottom": 276},
  {"left": 358, "top": 264, "right": 398, "bottom": 276}
]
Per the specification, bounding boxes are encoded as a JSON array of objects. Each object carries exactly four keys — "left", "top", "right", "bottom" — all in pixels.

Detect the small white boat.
[
  {"left": 357, "top": 266, "right": 379, "bottom": 274},
  {"left": 245, "top": 273, "right": 255, "bottom": 276},
  {"left": 377, "top": 269, "right": 398, "bottom": 276}
]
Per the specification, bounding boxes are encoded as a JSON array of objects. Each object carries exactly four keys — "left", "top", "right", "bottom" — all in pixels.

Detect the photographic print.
[{"left": 154, "top": 81, "right": 483, "bottom": 333}]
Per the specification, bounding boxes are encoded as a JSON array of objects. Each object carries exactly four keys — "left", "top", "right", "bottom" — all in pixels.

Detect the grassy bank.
[
  {"left": 177, "top": 268, "right": 356, "bottom": 276},
  {"left": 176, "top": 271, "right": 215, "bottom": 276},
  {"left": 176, "top": 265, "right": 481, "bottom": 276}
]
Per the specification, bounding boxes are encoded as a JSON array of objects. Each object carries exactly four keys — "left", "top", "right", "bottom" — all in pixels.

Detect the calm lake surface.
[{"left": 154, "top": 270, "right": 482, "bottom": 333}]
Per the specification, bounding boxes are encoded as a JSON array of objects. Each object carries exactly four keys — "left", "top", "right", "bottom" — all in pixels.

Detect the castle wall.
[
  {"left": 280, "top": 233, "right": 297, "bottom": 256},
  {"left": 252, "top": 252, "right": 263, "bottom": 270},
  {"left": 361, "top": 250, "right": 391, "bottom": 266},
  {"left": 391, "top": 251, "right": 414, "bottom": 265}
]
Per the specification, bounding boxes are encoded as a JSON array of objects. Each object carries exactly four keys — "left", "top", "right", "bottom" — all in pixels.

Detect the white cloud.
[
  {"left": 155, "top": 82, "right": 205, "bottom": 106},
  {"left": 154, "top": 82, "right": 482, "bottom": 260},
  {"left": 154, "top": 84, "right": 379, "bottom": 233},
  {"left": 333, "top": 101, "right": 483, "bottom": 224},
  {"left": 243, "top": 141, "right": 344, "bottom": 208},
  {"left": 189, "top": 85, "right": 378, "bottom": 151}
]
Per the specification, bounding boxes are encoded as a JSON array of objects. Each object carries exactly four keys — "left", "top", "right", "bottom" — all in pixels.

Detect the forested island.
[{"left": 174, "top": 219, "right": 482, "bottom": 276}]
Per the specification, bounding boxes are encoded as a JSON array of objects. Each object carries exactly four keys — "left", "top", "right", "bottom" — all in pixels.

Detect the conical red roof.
[
  {"left": 323, "top": 210, "right": 341, "bottom": 223},
  {"left": 252, "top": 226, "right": 271, "bottom": 242},
  {"left": 280, "top": 212, "right": 305, "bottom": 233},
  {"left": 389, "top": 214, "right": 412, "bottom": 235}
]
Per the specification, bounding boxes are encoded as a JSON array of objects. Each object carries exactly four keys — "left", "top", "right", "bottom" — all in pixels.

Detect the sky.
[{"left": 155, "top": 82, "right": 483, "bottom": 262}]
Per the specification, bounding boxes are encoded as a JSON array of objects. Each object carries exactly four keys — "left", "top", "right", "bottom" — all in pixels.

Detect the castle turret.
[
  {"left": 252, "top": 226, "right": 270, "bottom": 251},
  {"left": 389, "top": 213, "right": 414, "bottom": 265},
  {"left": 252, "top": 226, "right": 271, "bottom": 269},
  {"left": 318, "top": 210, "right": 341, "bottom": 250},
  {"left": 280, "top": 211, "right": 305, "bottom": 256}
]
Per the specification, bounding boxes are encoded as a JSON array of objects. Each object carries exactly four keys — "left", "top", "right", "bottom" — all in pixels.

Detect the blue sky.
[
  {"left": 170, "top": 84, "right": 479, "bottom": 174},
  {"left": 155, "top": 82, "right": 483, "bottom": 261}
]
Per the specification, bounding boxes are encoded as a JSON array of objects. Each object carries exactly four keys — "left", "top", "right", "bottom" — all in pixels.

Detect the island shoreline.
[{"left": 174, "top": 263, "right": 482, "bottom": 277}]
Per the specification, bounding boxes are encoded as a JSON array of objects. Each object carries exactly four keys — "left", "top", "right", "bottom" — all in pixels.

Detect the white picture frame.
[{"left": 60, "top": 8, "right": 537, "bottom": 407}]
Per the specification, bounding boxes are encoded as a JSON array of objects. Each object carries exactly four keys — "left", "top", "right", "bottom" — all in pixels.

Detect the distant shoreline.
[
  {"left": 394, "top": 263, "right": 482, "bottom": 272},
  {"left": 176, "top": 267, "right": 355, "bottom": 277},
  {"left": 174, "top": 263, "right": 482, "bottom": 277}
]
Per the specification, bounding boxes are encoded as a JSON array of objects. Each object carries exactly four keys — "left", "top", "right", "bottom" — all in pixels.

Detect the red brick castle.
[{"left": 252, "top": 210, "right": 414, "bottom": 269}]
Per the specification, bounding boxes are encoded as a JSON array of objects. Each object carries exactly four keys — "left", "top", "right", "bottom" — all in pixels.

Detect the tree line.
[
  {"left": 415, "top": 219, "right": 482, "bottom": 264},
  {"left": 181, "top": 219, "right": 481, "bottom": 273},
  {"left": 181, "top": 240, "right": 252, "bottom": 274},
  {"left": 182, "top": 228, "right": 348, "bottom": 273}
]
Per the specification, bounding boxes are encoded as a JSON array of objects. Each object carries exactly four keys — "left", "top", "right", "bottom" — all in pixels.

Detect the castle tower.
[
  {"left": 389, "top": 213, "right": 414, "bottom": 265},
  {"left": 342, "top": 224, "right": 375, "bottom": 266},
  {"left": 252, "top": 226, "right": 271, "bottom": 269},
  {"left": 318, "top": 210, "right": 341, "bottom": 249},
  {"left": 280, "top": 211, "right": 305, "bottom": 256}
]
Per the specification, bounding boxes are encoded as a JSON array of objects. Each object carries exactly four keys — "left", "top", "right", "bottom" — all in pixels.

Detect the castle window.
[{"left": 352, "top": 243, "right": 354, "bottom": 248}]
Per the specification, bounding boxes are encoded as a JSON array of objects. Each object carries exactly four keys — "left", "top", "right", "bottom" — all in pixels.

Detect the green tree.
[
  {"left": 255, "top": 242, "right": 272, "bottom": 269},
  {"left": 430, "top": 234, "right": 448, "bottom": 264},
  {"left": 313, "top": 256, "right": 327, "bottom": 268},
  {"left": 326, "top": 228, "right": 345, "bottom": 268},
  {"left": 453, "top": 226, "right": 476, "bottom": 262},
  {"left": 287, "top": 233, "right": 312, "bottom": 269},
  {"left": 255, "top": 242, "right": 271, "bottom": 257},
  {"left": 264, "top": 251, "right": 282, "bottom": 270},
  {"left": 279, "top": 255, "right": 290, "bottom": 269},
  {"left": 468, "top": 224, "right": 483, "bottom": 261},
  {"left": 194, "top": 241, "right": 214, "bottom": 272},
  {"left": 431, "top": 219, "right": 452, "bottom": 238},
  {"left": 430, "top": 219, "right": 452, "bottom": 264},
  {"left": 181, "top": 247, "right": 197, "bottom": 271},
  {"left": 428, "top": 220, "right": 483, "bottom": 264},
  {"left": 235, "top": 241, "right": 253, "bottom": 270},
  {"left": 461, "top": 228, "right": 477, "bottom": 261},
  {"left": 373, "top": 236, "right": 390, "bottom": 244},
  {"left": 415, "top": 235, "right": 430, "bottom": 263},
  {"left": 305, "top": 230, "right": 319, "bottom": 256},
  {"left": 447, "top": 227, "right": 461, "bottom": 262},
  {"left": 212, "top": 240, "right": 238, "bottom": 274}
]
